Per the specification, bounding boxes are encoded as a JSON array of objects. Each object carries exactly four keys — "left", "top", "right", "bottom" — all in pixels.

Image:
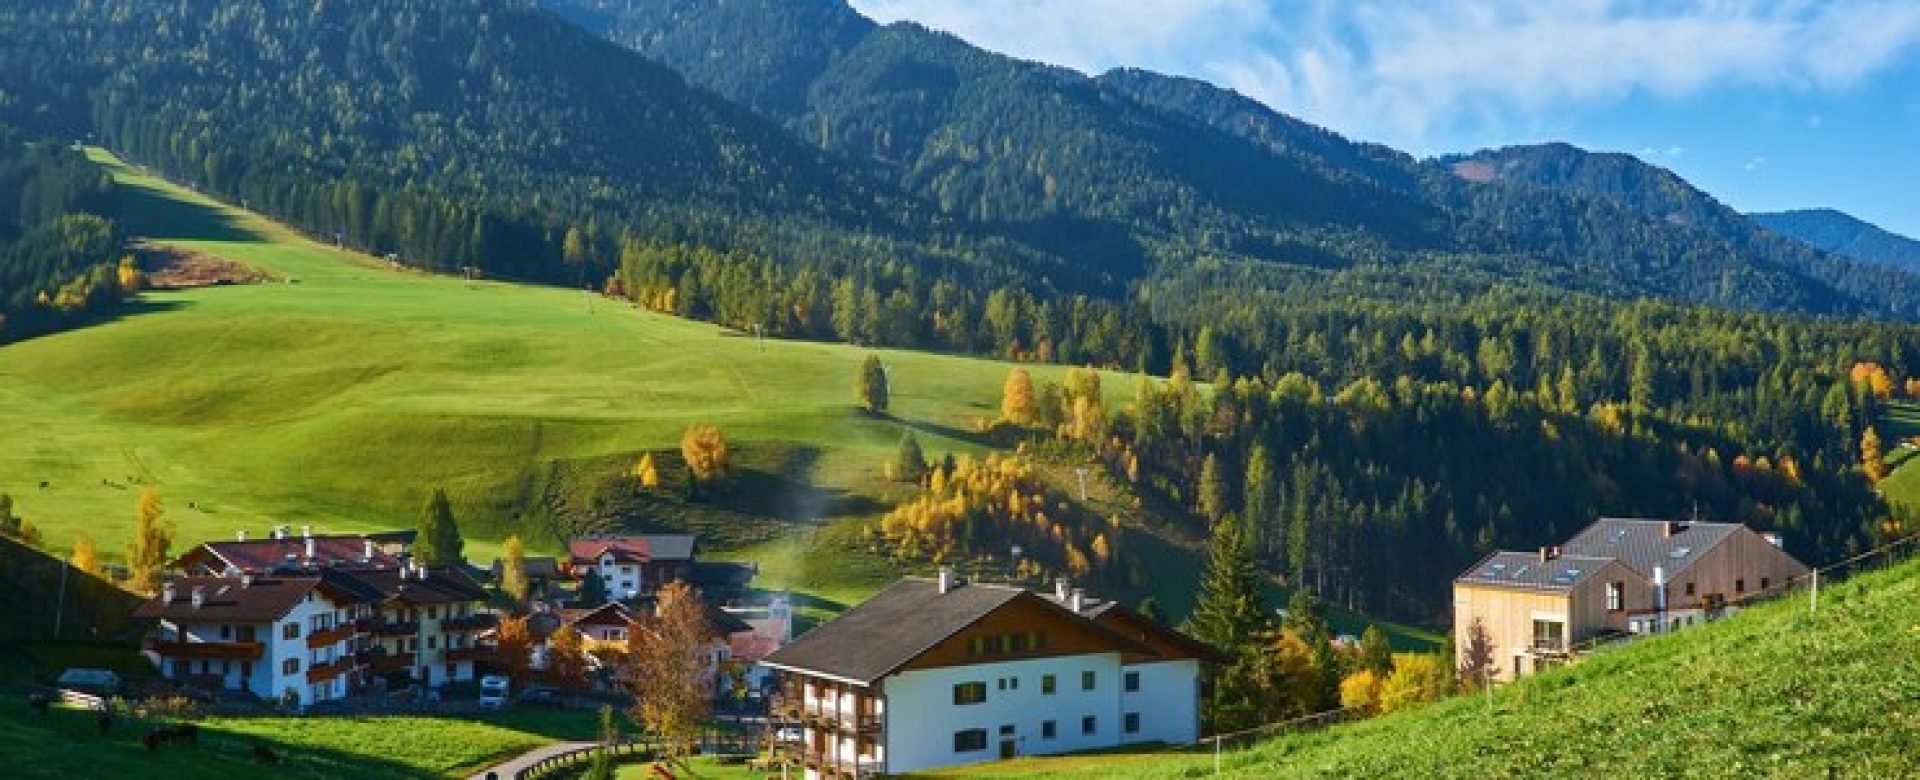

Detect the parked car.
[
  {"left": 56, "top": 669, "right": 122, "bottom": 697},
  {"left": 478, "top": 675, "right": 511, "bottom": 709},
  {"left": 517, "top": 686, "right": 564, "bottom": 708},
  {"left": 774, "top": 726, "right": 803, "bottom": 744}
]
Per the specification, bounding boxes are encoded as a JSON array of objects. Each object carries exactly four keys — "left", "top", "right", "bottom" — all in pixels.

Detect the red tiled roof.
[{"left": 567, "top": 535, "right": 696, "bottom": 565}]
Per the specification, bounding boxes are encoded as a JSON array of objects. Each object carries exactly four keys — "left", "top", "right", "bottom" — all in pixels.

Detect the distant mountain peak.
[{"left": 1752, "top": 208, "right": 1920, "bottom": 272}]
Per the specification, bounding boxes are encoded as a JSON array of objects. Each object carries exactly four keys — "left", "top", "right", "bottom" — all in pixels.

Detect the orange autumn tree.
[
  {"left": 626, "top": 582, "right": 713, "bottom": 760},
  {"left": 495, "top": 615, "right": 533, "bottom": 686},
  {"left": 680, "top": 424, "right": 730, "bottom": 484},
  {"left": 547, "top": 625, "right": 590, "bottom": 692}
]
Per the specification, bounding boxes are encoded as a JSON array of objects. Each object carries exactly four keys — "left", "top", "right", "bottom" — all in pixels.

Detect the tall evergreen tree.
[
  {"left": 1244, "top": 444, "right": 1278, "bottom": 553},
  {"left": 1360, "top": 625, "right": 1393, "bottom": 677},
  {"left": 855, "top": 354, "right": 889, "bottom": 414},
  {"left": 893, "top": 431, "right": 928, "bottom": 483},
  {"left": 1198, "top": 453, "right": 1230, "bottom": 521},
  {"left": 414, "top": 488, "right": 465, "bottom": 566},
  {"left": 1184, "top": 516, "right": 1268, "bottom": 651}
]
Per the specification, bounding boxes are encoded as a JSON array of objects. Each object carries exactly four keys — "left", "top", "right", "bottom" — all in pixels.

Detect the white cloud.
[
  {"left": 850, "top": 0, "right": 1920, "bottom": 150},
  {"left": 1745, "top": 155, "right": 1768, "bottom": 172}
]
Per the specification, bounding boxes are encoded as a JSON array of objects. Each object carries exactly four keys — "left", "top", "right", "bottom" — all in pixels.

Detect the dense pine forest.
[
  {"left": 0, "top": 125, "right": 128, "bottom": 341},
  {"left": 4, "top": 0, "right": 1919, "bottom": 624}
]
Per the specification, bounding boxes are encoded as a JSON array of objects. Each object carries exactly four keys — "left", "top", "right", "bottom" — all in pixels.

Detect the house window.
[
  {"left": 428, "top": 607, "right": 438, "bottom": 620},
  {"left": 1081, "top": 716, "right": 1097, "bottom": 735},
  {"left": 1606, "top": 581, "right": 1624, "bottom": 612},
  {"left": 969, "top": 636, "right": 986, "bottom": 656},
  {"left": 1761, "top": 577, "right": 1771, "bottom": 590},
  {"left": 1684, "top": 582, "right": 1696, "bottom": 597},
  {"left": 1008, "top": 633, "right": 1028, "bottom": 653},
  {"left": 1081, "top": 671, "right": 1096, "bottom": 691},
  {"left": 220, "top": 625, "right": 232, "bottom": 640},
  {"left": 1124, "top": 671, "right": 1140, "bottom": 693},
  {"left": 953, "top": 729, "right": 988, "bottom": 753},
  {"left": 1735, "top": 579, "right": 1746, "bottom": 594},
  {"left": 1531, "top": 619, "right": 1565, "bottom": 651},
  {"left": 1041, "top": 720, "right": 1057, "bottom": 739},
  {"left": 953, "top": 682, "right": 987, "bottom": 705},
  {"left": 428, "top": 636, "right": 437, "bottom": 650},
  {"left": 1124, "top": 712, "right": 1141, "bottom": 734},
  {"left": 1041, "top": 674, "right": 1057, "bottom": 695},
  {"left": 998, "top": 724, "right": 1015, "bottom": 736},
  {"left": 446, "top": 663, "right": 457, "bottom": 678},
  {"left": 1030, "top": 631, "right": 1046, "bottom": 650},
  {"left": 283, "top": 622, "right": 301, "bottom": 640},
  {"left": 282, "top": 658, "right": 300, "bottom": 675}
]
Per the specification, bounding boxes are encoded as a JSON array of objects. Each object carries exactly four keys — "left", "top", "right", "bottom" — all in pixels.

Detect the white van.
[{"left": 478, "top": 675, "right": 511, "bottom": 709}]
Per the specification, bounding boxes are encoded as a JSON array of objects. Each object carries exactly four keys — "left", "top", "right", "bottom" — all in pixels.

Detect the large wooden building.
[{"left": 1454, "top": 518, "right": 1809, "bottom": 681}]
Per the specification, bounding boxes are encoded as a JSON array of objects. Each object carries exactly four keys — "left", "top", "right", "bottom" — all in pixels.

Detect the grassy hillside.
[
  {"left": 922, "top": 554, "right": 1920, "bottom": 779},
  {"left": 0, "top": 151, "right": 1030, "bottom": 562},
  {"left": 0, "top": 702, "right": 598, "bottom": 779}
]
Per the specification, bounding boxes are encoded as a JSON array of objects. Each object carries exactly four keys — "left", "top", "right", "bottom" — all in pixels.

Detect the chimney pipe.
[
  {"left": 305, "top": 535, "right": 317, "bottom": 561},
  {"left": 162, "top": 582, "right": 176, "bottom": 604},
  {"left": 301, "top": 524, "right": 312, "bottom": 539},
  {"left": 237, "top": 529, "right": 248, "bottom": 542},
  {"left": 1652, "top": 565, "right": 1668, "bottom": 631},
  {"left": 937, "top": 566, "right": 956, "bottom": 594},
  {"left": 241, "top": 573, "right": 253, "bottom": 589},
  {"left": 363, "top": 538, "right": 376, "bottom": 562},
  {"left": 1762, "top": 532, "right": 1783, "bottom": 549},
  {"left": 1054, "top": 578, "right": 1071, "bottom": 602},
  {"left": 1537, "top": 546, "right": 1552, "bottom": 563},
  {"left": 1069, "top": 588, "right": 1085, "bottom": 614},
  {"left": 190, "top": 586, "right": 206, "bottom": 610}
]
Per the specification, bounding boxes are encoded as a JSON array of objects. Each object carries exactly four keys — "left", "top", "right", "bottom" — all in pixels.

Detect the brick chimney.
[
  {"left": 1069, "top": 588, "right": 1085, "bottom": 614},
  {"left": 937, "top": 566, "right": 957, "bottom": 594},
  {"left": 305, "top": 534, "right": 317, "bottom": 561},
  {"left": 236, "top": 529, "right": 248, "bottom": 542},
  {"left": 1538, "top": 546, "right": 1560, "bottom": 563},
  {"left": 363, "top": 538, "right": 376, "bottom": 562},
  {"left": 1054, "top": 578, "right": 1071, "bottom": 602}
]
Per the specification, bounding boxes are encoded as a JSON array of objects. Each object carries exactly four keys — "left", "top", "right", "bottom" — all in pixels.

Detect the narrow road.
[{"left": 468, "top": 741, "right": 597, "bottom": 780}]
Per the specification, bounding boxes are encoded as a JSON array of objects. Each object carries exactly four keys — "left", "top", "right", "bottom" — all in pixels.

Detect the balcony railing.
[
  {"left": 372, "top": 621, "right": 420, "bottom": 637},
  {"left": 369, "top": 652, "right": 416, "bottom": 674},
  {"left": 440, "top": 614, "right": 497, "bottom": 632},
  {"left": 152, "top": 641, "right": 265, "bottom": 660},
  {"left": 802, "top": 753, "right": 884, "bottom": 779},
  {"left": 306, "top": 657, "right": 356, "bottom": 683},
  {"left": 800, "top": 698, "right": 881, "bottom": 733},
  {"left": 306, "top": 624, "right": 359, "bottom": 648},
  {"left": 443, "top": 646, "right": 489, "bottom": 663}
]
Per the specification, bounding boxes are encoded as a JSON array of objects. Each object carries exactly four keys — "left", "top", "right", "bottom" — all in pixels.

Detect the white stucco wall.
[
  {"left": 1120, "top": 659, "right": 1201, "bottom": 745},
  {"left": 880, "top": 652, "right": 1126, "bottom": 774}
]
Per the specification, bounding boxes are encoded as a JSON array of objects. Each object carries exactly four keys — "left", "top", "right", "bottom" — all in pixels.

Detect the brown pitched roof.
[
  {"left": 133, "top": 576, "right": 341, "bottom": 622},
  {"left": 349, "top": 566, "right": 491, "bottom": 605},
  {"left": 762, "top": 578, "right": 1159, "bottom": 685}
]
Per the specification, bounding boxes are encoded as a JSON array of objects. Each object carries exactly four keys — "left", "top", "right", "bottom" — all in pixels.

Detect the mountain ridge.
[{"left": 1751, "top": 208, "right": 1920, "bottom": 273}]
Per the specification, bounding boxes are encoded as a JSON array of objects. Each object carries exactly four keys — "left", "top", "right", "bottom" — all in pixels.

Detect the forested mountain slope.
[
  {"left": 0, "top": 125, "right": 128, "bottom": 341},
  {"left": 544, "top": 0, "right": 1920, "bottom": 319},
  {"left": 1753, "top": 208, "right": 1920, "bottom": 273}
]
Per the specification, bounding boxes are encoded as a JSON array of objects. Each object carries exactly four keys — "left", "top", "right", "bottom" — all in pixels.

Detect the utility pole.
[
  {"left": 1810, "top": 568, "right": 1819, "bottom": 614},
  {"left": 53, "top": 558, "right": 69, "bottom": 639}
]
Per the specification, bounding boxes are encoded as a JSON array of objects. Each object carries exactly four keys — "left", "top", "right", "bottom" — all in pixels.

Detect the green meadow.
[{"left": 0, "top": 152, "right": 1071, "bottom": 573}]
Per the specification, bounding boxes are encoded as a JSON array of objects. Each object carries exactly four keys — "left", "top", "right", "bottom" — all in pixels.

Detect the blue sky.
[{"left": 851, "top": 0, "right": 1920, "bottom": 236}]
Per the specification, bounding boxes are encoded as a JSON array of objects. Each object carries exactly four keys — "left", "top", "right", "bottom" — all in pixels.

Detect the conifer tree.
[
  {"left": 414, "top": 488, "right": 465, "bottom": 566},
  {"left": 1184, "top": 516, "right": 1267, "bottom": 651},
  {"left": 1360, "top": 624, "right": 1393, "bottom": 677},
  {"left": 1862, "top": 426, "right": 1889, "bottom": 483},
  {"left": 1198, "top": 453, "right": 1230, "bottom": 521},
  {"left": 893, "top": 431, "right": 928, "bottom": 483},
  {"left": 855, "top": 354, "right": 889, "bottom": 414},
  {"left": 1243, "top": 444, "right": 1277, "bottom": 552}
]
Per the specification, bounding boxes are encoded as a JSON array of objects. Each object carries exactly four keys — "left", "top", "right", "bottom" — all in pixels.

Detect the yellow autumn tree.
[
  {"left": 633, "top": 453, "right": 661, "bottom": 489},
  {"left": 1377, "top": 653, "right": 1450, "bottom": 714},
  {"left": 1339, "top": 670, "right": 1383, "bottom": 713},
  {"left": 126, "top": 488, "right": 172, "bottom": 594},
  {"left": 680, "top": 424, "right": 730, "bottom": 484},
  {"left": 1001, "top": 368, "right": 1036, "bottom": 426},
  {"left": 500, "top": 535, "right": 530, "bottom": 605},
  {"left": 71, "top": 535, "right": 103, "bottom": 577},
  {"left": 1863, "top": 426, "right": 1889, "bottom": 483}
]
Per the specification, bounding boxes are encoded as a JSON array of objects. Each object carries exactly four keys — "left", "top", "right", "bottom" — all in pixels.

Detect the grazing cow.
[
  {"left": 141, "top": 724, "right": 200, "bottom": 752},
  {"left": 251, "top": 744, "right": 281, "bottom": 765}
]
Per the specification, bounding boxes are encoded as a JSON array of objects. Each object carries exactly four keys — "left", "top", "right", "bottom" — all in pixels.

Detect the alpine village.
[{"left": 0, "top": 2, "right": 1916, "bottom": 779}]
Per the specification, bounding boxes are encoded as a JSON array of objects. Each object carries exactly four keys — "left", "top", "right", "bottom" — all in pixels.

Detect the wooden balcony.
[
  {"left": 440, "top": 614, "right": 496, "bottom": 632},
  {"left": 369, "top": 652, "right": 416, "bottom": 674},
  {"left": 306, "top": 624, "right": 359, "bottom": 648},
  {"left": 152, "top": 641, "right": 264, "bottom": 660},
  {"left": 443, "top": 646, "right": 489, "bottom": 663},
  {"left": 306, "top": 657, "right": 356, "bottom": 683},
  {"left": 372, "top": 621, "right": 420, "bottom": 637}
]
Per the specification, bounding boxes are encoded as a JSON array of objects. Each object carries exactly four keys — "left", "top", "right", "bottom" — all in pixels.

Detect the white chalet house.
[
  {"left": 762, "top": 571, "right": 1213, "bottom": 778},
  {"left": 134, "top": 572, "right": 382, "bottom": 707}
]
